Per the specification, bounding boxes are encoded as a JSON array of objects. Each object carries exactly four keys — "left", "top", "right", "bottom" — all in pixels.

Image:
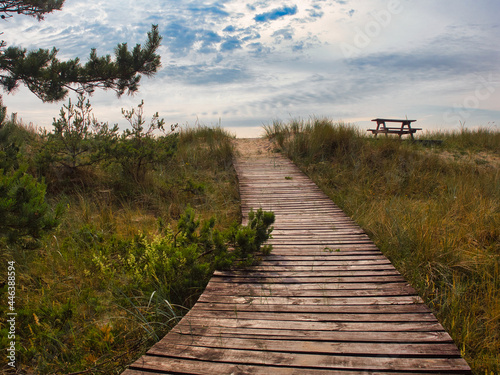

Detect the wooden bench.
[{"left": 368, "top": 118, "right": 421, "bottom": 139}]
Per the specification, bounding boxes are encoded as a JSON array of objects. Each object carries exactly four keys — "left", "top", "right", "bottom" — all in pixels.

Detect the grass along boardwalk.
[{"left": 123, "top": 138, "right": 471, "bottom": 374}]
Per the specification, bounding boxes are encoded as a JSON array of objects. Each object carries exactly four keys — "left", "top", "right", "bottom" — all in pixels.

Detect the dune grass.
[
  {"left": 1, "top": 124, "right": 242, "bottom": 374},
  {"left": 265, "top": 118, "right": 500, "bottom": 374}
]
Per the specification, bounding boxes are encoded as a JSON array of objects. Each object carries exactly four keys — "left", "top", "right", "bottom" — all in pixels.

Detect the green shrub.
[
  {"left": 37, "top": 95, "right": 119, "bottom": 179},
  {"left": 115, "top": 100, "right": 178, "bottom": 182},
  {"left": 0, "top": 167, "right": 62, "bottom": 245},
  {"left": 0, "top": 124, "right": 21, "bottom": 172},
  {"left": 92, "top": 206, "right": 275, "bottom": 306},
  {"left": 0, "top": 120, "right": 38, "bottom": 171},
  {"left": 0, "top": 119, "right": 62, "bottom": 246}
]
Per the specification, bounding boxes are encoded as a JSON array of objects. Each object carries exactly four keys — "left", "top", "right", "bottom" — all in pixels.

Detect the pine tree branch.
[
  {"left": 1, "top": 23, "right": 162, "bottom": 102},
  {"left": 1, "top": 0, "right": 64, "bottom": 20}
]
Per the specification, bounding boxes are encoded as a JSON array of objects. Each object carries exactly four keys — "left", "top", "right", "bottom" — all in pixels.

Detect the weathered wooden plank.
[
  {"left": 210, "top": 275, "right": 407, "bottom": 284},
  {"left": 177, "top": 316, "right": 443, "bottom": 332},
  {"left": 268, "top": 239, "right": 374, "bottom": 244},
  {"left": 125, "top": 357, "right": 458, "bottom": 375},
  {"left": 240, "top": 194, "right": 332, "bottom": 200},
  {"left": 207, "top": 280, "right": 410, "bottom": 289},
  {"left": 238, "top": 183, "right": 319, "bottom": 188},
  {"left": 204, "top": 282, "right": 414, "bottom": 293},
  {"left": 259, "top": 218, "right": 359, "bottom": 225},
  {"left": 262, "top": 255, "right": 388, "bottom": 260},
  {"left": 265, "top": 241, "right": 380, "bottom": 247},
  {"left": 240, "top": 195, "right": 334, "bottom": 200},
  {"left": 269, "top": 235, "right": 373, "bottom": 240},
  {"left": 268, "top": 223, "right": 359, "bottom": 229},
  {"left": 264, "top": 251, "right": 386, "bottom": 256},
  {"left": 242, "top": 207, "right": 341, "bottom": 212},
  {"left": 268, "top": 247, "right": 382, "bottom": 253},
  {"left": 186, "top": 309, "right": 439, "bottom": 323},
  {"left": 268, "top": 245, "right": 381, "bottom": 251},
  {"left": 271, "top": 229, "right": 367, "bottom": 235},
  {"left": 152, "top": 335, "right": 462, "bottom": 358},
  {"left": 240, "top": 197, "right": 336, "bottom": 202},
  {"left": 248, "top": 264, "right": 397, "bottom": 272},
  {"left": 192, "top": 301, "right": 431, "bottom": 314},
  {"left": 240, "top": 199, "right": 338, "bottom": 204},
  {"left": 214, "top": 269, "right": 404, "bottom": 277},
  {"left": 260, "top": 258, "right": 391, "bottom": 267},
  {"left": 268, "top": 248, "right": 382, "bottom": 253},
  {"left": 203, "top": 285, "right": 418, "bottom": 298},
  {"left": 260, "top": 257, "right": 389, "bottom": 263},
  {"left": 270, "top": 223, "right": 362, "bottom": 228},
  {"left": 145, "top": 344, "right": 471, "bottom": 373},
  {"left": 254, "top": 261, "right": 391, "bottom": 266},
  {"left": 171, "top": 325, "right": 455, "bottom": 343},
  {"left": 197, "top": 294, "right": 425, "bottom": 305},
  {"left": 256, "top": 259, "right": 392, "bottom": 266}
]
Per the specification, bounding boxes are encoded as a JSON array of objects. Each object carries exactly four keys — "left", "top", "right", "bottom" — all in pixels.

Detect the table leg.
[{"left": 402, "top": 122, "right": 414, "bottom": 140}]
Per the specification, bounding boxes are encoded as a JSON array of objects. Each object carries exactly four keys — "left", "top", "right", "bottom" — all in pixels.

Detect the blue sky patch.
[
  {"left": 220, "top": 37, "right": 243, "bottom": 52},
  {"left": 162, "top": 22, "right": 198, "bottom": 55},
  {"left": 254, "top": 5, "right": 298, "bottom": 22},
  {"left": 223, "top": 25, "right": 237, "bottom": 33},
  {"left": 187, "top": 4, "right": 230, "bottom": 17}
]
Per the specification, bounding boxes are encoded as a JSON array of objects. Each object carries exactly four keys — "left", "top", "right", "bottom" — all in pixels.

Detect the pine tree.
[
  {"left": 0, "top": 0, "right": 162, "bottom": 102},
  {"left": 0, "top": 166, "right": 62, "bottom": 245}
]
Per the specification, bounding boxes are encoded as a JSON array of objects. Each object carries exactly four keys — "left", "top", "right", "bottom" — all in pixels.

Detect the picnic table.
[{"left": 368, "top": 118, "right": 421, "bottom": 139}]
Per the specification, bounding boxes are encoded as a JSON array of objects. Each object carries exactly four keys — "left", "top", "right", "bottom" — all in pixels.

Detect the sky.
[{"left": 1, "top": 0, "right": 499, "bottom": 137}]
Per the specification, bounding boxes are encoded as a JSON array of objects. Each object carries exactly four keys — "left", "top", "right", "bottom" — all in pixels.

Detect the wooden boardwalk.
[{"left": 123, "top": 139, "right": 471, "bottom": 374}]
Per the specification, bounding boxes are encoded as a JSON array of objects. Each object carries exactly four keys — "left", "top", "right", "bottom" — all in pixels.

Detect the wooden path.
[{"left": 123, "top": 139, "right": 471, "bottom": 374}]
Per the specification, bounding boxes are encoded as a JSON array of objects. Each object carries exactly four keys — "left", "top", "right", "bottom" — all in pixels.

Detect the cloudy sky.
[{"left": 2, "top": 0, "right": 499, "bottom": 137}]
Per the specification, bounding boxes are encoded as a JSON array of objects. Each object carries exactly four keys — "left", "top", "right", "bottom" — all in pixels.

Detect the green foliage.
[
  {"left": 229, "top": 208, "right": 275, "bottom": 260},
  {"left": 1, "top": 0, "right": 162, "bottom": 102},
  {"left": 0, "top": 0, "right": 64, "bottom": 20},
  {"left": 183, "top": 178, "right": 205, "bottom": 195},
  {"left": 0, "top": 119, "right": 61, "bottom": 245},
  {"left": 115, "top": 100, "right": 178, "bottom": 182},
  {"left": 0, "top": 166, "right": 61, "bottom": 244},
  {"left": 0, "top": 121, "right": 21, "bottom": 171},
  {"left": 37, "top": 95, "right": 119, "bottom": 177},
  {"left": 92, "top": 207, "right": 275, "bottom": 306},
  {"left": 34, "top": 97, "right": 178, "bottom": 187}
]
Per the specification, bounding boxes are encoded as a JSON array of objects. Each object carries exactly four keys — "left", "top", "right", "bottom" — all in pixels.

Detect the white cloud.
[{"left": 1, "top": 0, "right": 499, "bottom": 136}]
